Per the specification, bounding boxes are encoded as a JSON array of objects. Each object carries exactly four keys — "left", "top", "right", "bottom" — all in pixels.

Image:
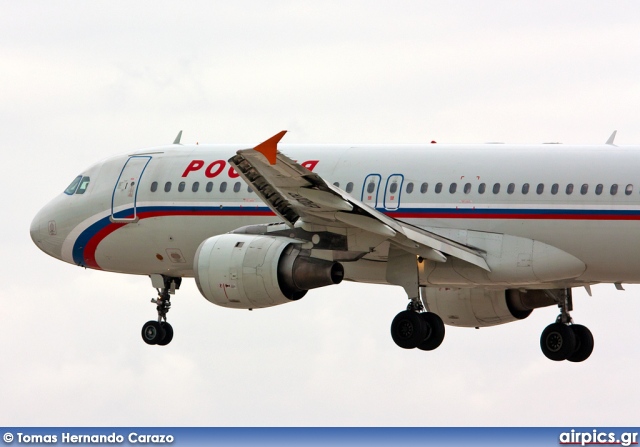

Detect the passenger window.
[
  {"left": 405, "top": 182, "right": 413, "bottom": 194},
  {"left": 233, "top": 182, "right": 241, "bottom": 193},
  {"left": 551, "top": 183, "right": 559, "bottom": 195},
  {"left": 178, "top": 182, "right": 186, "bottom": 192},
  {"left": 610, "top": 184, "right": 618, "bottom": 195},
  {"left": 151, "top": 181, "right": 158, "bottom": 193},
  {"left": 595, "top": 184, "right": 603, "bottom": 195},
  {"left": 367, "top": 182, "right": 375, "bottom": 193},
  {"left": 493, "top": 183, "right": 500, "bottom": 194},
  {"left": 464, "top": 183, "right": 471, "bottom": 194},
  {"left": 435, "top": 183, "right": 442, "bottom": 194},
  {"left": 566, "top": 184, "right": 574, "bottom": 195},
  {"left": 580, "top": 184, "right": 588, "bottom": 195},
  {"left": 536, "top": 183, "right": 544, "bottom": 195},
  {"left": 346, "top": 182, "right": 354, "bottom": 193},
  {"left": 192, "top": 182, "right": 199, "bottom": 192},
  {"left": 420, "top": 182, "right": 428, "bottom": 193},
  {"left": 333, "top": 182, "right": 340, "bottom": 187},
  {"left": 164, "top": 182, "right": 172, "bottom": 192},
  {"left": 220, "top": 182, "right": 227, "bottom": 193},
  {"left": 449, "top": 183, "right": 457, "bottom": 194},
  {"left": 626, "top": 184, "right": 633, "bottom": 195},
  {"left": 76, "top": 177, "right": 91, "bottom": 194},
  {"left": 206, "top": 182, "right": 213, "bottom": 193},
  {"left": 522, "top": 183, "right": 529, "bottom": 195},
  {"left": 478, "top": 183, "right": 486, "bottom": 194},
  {"left": 247, "top": 186, "right": 253, "bottom": 193},
  {"left": 507, "top": 183, "right": 515, "bottom": 194},
  {"left": 390, "top": 183, "right": 398, "bottom": 194},
  {"left": 64, "top": 175, "right": 82, "bottom": 195}
]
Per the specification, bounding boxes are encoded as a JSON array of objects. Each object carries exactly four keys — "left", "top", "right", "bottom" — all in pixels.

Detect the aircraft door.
[
  {"left": 361, "top": 174, "right": 382, "bottom": 208},
  {"left": 383, "top": 174, "right": 404, "bottom": 210},
  {"left": 111, "top": 156, "right": 152, "bottom": 222}
]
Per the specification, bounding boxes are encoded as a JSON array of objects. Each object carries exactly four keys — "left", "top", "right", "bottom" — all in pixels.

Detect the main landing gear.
[
  {"left": 539, "top": 288, "right": 594, "bottom": 362},
  {"left": 390, "top": 298, "right": 445, "bottom": 351},
  {"left": 141, "top": 275, "right": 181, "bottom": 346}
]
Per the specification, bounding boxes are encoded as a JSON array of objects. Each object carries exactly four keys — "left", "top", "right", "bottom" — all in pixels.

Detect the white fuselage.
[{"left": 31, "top": 143, "right": 640, "bottom": 286}]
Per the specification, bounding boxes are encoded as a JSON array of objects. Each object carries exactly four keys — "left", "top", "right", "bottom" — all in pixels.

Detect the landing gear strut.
[
  {"left": 390, "top": 298, "right": 445, "bottom": 351},
  {"left": 540, "top": 288, "right": 594, "bottom": 362},
  {"left": 141, "top": 275, "right": 181, "bottom": 346}
]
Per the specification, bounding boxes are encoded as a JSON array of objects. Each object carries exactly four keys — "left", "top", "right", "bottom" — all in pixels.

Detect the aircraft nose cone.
[
  {"left": 30, "top": 213, "right": 43, "bottom": 246},
  {"left": 30, "top": 204, "right": 62, "bottom": 259}
]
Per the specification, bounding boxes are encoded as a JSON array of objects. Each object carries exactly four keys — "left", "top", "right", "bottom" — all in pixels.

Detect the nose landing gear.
[{"left": 141, "top": 275, "right": 181, "bottom": 346}]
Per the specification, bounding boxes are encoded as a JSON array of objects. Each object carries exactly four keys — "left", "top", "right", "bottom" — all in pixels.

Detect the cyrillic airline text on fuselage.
[{"left": 181, "top": 159, "right": 319, "bottom": 178}]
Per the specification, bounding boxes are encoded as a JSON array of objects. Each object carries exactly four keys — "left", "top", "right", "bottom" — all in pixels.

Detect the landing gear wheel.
[
  {"left": 567, "top": 324, "right": 594, "bottom": 363},
  {"left": 157, "top": 322, "right": 174, "bottom": 346},
  {"left": 142, "top": 275, "right": 181, "bottom": 346},
  {"left": 391, "top": 310, "right": 427, "bottom": 349},
  {"left": 540, "top": 322, "right": 576, "bottom": 361},
  {"left": 141, "top": 320, "right": 165, "bottom": 345},
  {"left": 417, "top": 312, "right": 445, "bottom": 351}
]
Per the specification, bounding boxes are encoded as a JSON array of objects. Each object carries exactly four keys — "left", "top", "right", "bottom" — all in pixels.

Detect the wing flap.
[{"left": 229, "top": 131, "right": 490, "bottom": 271}]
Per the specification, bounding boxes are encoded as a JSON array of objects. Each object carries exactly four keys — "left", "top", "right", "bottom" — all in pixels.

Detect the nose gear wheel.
[{"left": 141, "top": 275, "right": 180, "bottom": 346}]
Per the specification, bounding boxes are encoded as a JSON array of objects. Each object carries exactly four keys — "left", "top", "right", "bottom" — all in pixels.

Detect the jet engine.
[
  {"left": 422, "top": 287, "right": 557, "bottom": 327},
  {"left": 194, "top": 234, "right": 344, "bottom": 309}
]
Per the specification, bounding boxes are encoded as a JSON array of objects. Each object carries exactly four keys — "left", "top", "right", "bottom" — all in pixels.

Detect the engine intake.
[{"left": 194, "top": 234, "right": 343, "bottom": 309}]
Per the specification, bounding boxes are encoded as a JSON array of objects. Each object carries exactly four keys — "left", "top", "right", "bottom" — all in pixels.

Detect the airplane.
[{"left": 30, "top": 129, "right": 637, "bottom": 361}]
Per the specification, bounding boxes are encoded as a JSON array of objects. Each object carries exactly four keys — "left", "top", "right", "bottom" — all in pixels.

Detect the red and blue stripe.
[{"left": 72, "top": 205, "right": 640, "bottom": 269}]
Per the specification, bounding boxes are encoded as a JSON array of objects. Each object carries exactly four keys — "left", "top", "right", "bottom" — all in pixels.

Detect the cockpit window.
[
  {"left": 64, "top": 175, "right": 83, "bottom": 195},
  {"left": 75, "top": 176, "right": 90, "bottom": 194}
]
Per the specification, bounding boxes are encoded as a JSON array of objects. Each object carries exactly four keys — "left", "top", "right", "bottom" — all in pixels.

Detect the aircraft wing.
[{"left": 229, "top": 131, "right": 490, "bottom": 271}]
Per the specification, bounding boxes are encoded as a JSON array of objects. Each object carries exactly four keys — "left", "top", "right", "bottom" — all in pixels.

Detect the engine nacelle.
[
  {"left": 194, "top": 234, "right": 344, "bottom": 309},
  {"left": 422, "top": 287, "right": 557, "bottom": 327}
]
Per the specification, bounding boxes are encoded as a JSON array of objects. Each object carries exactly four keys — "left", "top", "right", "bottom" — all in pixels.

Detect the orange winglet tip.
[{"left": 253, "top": 130, "right": 287, "bottom": 165}]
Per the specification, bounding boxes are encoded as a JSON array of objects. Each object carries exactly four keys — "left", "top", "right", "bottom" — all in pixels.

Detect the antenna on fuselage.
[
  {"left": 606, "top": 130, "right": 617, "bottom": 146},
  {"left": 173, "top": 130, "right": 183, "bottom": 145}
]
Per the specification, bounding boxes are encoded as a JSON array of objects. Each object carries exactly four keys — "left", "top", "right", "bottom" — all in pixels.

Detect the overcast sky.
[{"left": 2, "top": 1, "right": 640, "bottom": 427}]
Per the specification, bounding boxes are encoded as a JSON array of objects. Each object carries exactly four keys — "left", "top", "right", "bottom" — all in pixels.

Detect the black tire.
[
  {"left": 141, "top": 320, "right": 165, "bottom": 345},
  {"left": 157, "top": 322, "right": 174, "bottom": 346},
  {"left": 417, "top": 312, "right": 446, "bottom": 351},
  {"left": 391, "top": 310, "right": 427, "bottom": 349},
  {"left": 540, "top": 322, "right": 576, "bottom": 361},
  {"left": 567, "top": 324, "right": 594, "bottom": 363}
]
